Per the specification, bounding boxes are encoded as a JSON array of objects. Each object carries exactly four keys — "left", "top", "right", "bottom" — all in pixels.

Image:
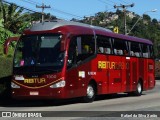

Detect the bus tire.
[
  {"left": 134, "top": 81, "right": 142, "bottom": 96},
  {"left": 82, "top": 83, "right": 96, "bottom": 103}
]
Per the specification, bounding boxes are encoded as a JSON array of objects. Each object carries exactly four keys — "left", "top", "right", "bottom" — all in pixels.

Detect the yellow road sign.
[{"left": 114, "top": 27, "right": 119, "bottom": 33}]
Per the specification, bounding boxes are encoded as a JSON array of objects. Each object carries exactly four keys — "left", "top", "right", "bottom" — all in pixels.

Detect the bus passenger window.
[
  {"left": 130, "top": 51, "right": 134, "bottom": 56},
  {"left": 149, "top": 45, "right": 154, "bottom": 58},
  {"left": 76, "top": 35, "right": 95, "bottom": 61},
  {"left": 124, "top": 50, "right": 128, "bottom": 55},
  {"left": 113, "top": 39, "right": 128, "bottom": 56},
  {"left": 117, "top": 49, "right": 123, "bottom": 55},
  {"left": 130, "top": 42, "right": 141, "bottom": 57},
  {"left": 104, "top": 48, "right": 111, "bottom": 54},
  {"left": 99, "top": 47, "right": 104, "bottom": 53},
  {"left": 82, "top": 45, "right": 89, "bottom": 54},
  {"left": 141, "top": 44, "right": 149, "bottom": 58},
  {"left": 135, "top": 52, "right": 140, "bottom": 57},
  {"left": 97, "top": 36, "right": 112, "bottom": 54},
  {"left": 114, "top": 49, "right": 117, "bottom": 55}
]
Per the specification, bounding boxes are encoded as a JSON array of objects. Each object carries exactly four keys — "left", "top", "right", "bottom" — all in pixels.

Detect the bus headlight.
[
  {"left": 11, "top": 82, "right": 20, "bottom": 88},
  {"left": 50, "top": 80, "right": 66, "bottom": 88}
]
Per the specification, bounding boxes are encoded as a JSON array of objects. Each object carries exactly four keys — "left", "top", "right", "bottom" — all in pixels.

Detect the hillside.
[{"left": 73, "top": 10, "right": 160, "bottom": 58}]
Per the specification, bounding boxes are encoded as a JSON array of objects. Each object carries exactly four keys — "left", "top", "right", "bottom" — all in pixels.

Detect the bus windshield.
[{"left": 13, "top": 34, "right": 64, "bottom": 74}]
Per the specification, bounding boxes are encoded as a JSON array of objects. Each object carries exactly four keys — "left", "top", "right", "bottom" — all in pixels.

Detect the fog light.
[{"left": 11, "top": 82, "right": 20, "bottom": 88}]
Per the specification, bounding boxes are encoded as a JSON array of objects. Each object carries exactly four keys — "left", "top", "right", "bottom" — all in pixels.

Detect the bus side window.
[
  {"left": 76, "top": 35, "right": 95, "bottom": 61},
  {"left": 113, "top": 39, "right": 128, "bottom": 56},
  {"left": 104, "top": 48, "right": 111, "bottom": 54},
  {"left": 149, "top": 45, "right": 154, "bottom": 58},
  {"left": 141, "top": 44, "right": 149, "bottom": 58},
  {"left": 130, "top": 42, "right": 141, "bottom": 57},
  {"left": 97, "top": 36, "right": 112, "bottom": 54}
]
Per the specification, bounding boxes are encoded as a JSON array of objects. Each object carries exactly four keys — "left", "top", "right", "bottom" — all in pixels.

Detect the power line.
[
  {"left": 49, "top": 8, "right": 83, "bottom": 19},
  {"left": 27, "top": 0, "right": 41, "bottom": 6},
  {"left": 2, "top": 0, "right": 40, "bottom": 13},
  {"left": 98, "top": 0, "right": 113, "bottom": 6},
  {"left": 19, "top": 0, "right": 84, "bottom": 19},
  {"left": 19, "top": 0, "right": 39, "bottom": 6},
  {"left": 104, "top": 0, "right": 117, "bottom": 4},
  {"left": 18, "top": 0, "right": 83, "bottom": 20},
  {"left": 118, "top": 0, "right": 130, "bottom": 4},
  {"left": 102, "top": 0, "right": 130, "bottom": 6}
]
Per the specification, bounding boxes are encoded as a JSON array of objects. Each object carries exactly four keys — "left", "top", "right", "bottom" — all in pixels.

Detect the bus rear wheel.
[
  {"left": 134, "top": 81, "right": 142, "bottom": 96},
  {"left": 82, "top": 84, "right": 96, "bottom": 103}
]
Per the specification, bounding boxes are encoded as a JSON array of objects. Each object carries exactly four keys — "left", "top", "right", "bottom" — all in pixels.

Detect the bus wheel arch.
[{"left": 82, "top": 79, "right": 97, "bottom": 103}]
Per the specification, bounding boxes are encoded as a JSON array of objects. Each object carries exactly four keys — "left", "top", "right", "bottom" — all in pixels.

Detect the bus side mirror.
[{"left": 4, "top": 37, "right": 19, "bottom": 55}]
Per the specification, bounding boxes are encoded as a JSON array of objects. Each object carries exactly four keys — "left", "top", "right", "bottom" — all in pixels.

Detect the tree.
[
  {"left": 30, "top": 12, "right": 57, "bottom": 22},
  {"left": 143, "top": 14, "right": 151, "bottom": 22},
  {"left": 152, "top": 18, "right": 158, "bottom": 25},
  {"left": 0, "top": 1, "right": 26, "bottom": 45},
  {"left": 1, "top": 2, "right": 30, "bottom": 34}
]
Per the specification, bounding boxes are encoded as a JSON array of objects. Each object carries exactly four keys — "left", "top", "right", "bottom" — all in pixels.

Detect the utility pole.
[
  {"left": 36, "top": 3, "right": 51, "bottom": 22},
  {"left": 114, "top": 3, "right": 134, "bottom": 35}
]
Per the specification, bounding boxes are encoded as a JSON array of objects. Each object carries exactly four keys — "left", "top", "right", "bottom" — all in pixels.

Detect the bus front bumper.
[{"left": 11, "top": 88, "right": 66, "bottom": 100}]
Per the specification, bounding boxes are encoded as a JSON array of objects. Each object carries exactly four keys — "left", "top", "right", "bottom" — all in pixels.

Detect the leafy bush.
[
  {"left": 0, "top": 56, "right": 13, "bottom": 78},
  {"left": 0, "top": 56, "right": 12, "bottom": 95}
]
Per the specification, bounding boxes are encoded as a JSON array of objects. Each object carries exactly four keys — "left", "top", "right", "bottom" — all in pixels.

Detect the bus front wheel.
[{"left": 82, "top": 84, "right": 96, "bottom": 103}]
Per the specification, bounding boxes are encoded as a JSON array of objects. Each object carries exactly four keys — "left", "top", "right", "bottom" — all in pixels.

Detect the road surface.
[{"left": 0, "top": 80, "right": 160, "bottom": 120}]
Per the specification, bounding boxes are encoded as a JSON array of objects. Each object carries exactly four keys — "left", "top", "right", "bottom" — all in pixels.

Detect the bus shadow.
[
  {"left": 0, "top": 93, "right": 146, "bottom": 107},
  {"left": 95, "top": 93, "right": 146, "bottom": 101}
]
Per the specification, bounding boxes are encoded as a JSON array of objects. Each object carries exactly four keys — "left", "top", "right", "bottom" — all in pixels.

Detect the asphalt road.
[{"left": 0, "top": 80, "right": 160, "bottom": 120}]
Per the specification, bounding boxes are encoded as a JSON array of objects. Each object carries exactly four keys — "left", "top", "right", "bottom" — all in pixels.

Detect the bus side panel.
[
  {"left": 137, "top": 58, "right": 155, "bottom": 91},
  {"left": 121, "top": 56, "right": 129, "bottom": 92},
  {"left": 66, "top": 67, "right": 80, "bottom": 98},
  {"left": 125, "top": 57, "right": 139, "bottom": 92},
  {"left": 95, "top": 54, "right": 109, "bottom": 94},
  {"left": 148, "top": 59, "right": 155, "bottom": 89},
  {"left": 139, "top": 58, "right": 145, "bottom": 86},
  {"left": 124, "top": 57, "right": 131, "bottom": 92},
  {"left": 132, "top": 58, "right": 138, "bottom": 91},
  {"left": 142, "top": 58, "right": 148, "bottom": 90},
  {"left": 66, "top": 57, "right": 99, "bottom": 98},
  {"left": 144, "top": 59, "right": 155, "bottom": 90},
  {"left": 123, "top": 57, "right": 139, "bottom": 93},
  {"left": 108, "top": 56, "right": 122, "bottom": 93}
]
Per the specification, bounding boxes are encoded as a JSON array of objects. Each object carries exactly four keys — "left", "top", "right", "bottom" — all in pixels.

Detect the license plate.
[{"left": 30, "top": 91, "right": 39, "bottom": 95}]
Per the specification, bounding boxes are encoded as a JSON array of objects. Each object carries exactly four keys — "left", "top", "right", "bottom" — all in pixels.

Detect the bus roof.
[
  {"left": 29, "top": 20, "right": 153, "bottom": 45},
  {"left": 30, "top": 20, "right": 112, "bottom": 32}
]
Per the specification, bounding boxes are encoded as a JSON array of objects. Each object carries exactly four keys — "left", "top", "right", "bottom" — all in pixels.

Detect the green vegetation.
[
  {"left": 80, "top": 10, "right": 160, "bottom": 58},
  {"left": 0, "top": 1, "right": 160, "bottom": 96},
  {"left": 0, "top": 45, "right": 13, "bottom": 95},
  {"left": 0, "top": 55, "right": 12, "bottom": 78},
  {"left": 0, "top": 45, "right": 13, "bottom": 78},
  {"left": 1, "top": 1, "right": 160, "bottom": 81},
  {"left": 0, "top": 1, "right": 56, "bottom": 79},
  {"left": 0, "top": 1, "right": 57, "bottom": 94}
]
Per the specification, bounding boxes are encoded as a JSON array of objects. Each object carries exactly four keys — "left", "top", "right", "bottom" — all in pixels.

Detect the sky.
[{"left": 4, "top": 0, "right": 160, "bottom": 21}]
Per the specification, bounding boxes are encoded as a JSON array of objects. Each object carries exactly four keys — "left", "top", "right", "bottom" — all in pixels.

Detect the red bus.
[{"left": 4, "top": 20, "right": 155, "bottom": 102}]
